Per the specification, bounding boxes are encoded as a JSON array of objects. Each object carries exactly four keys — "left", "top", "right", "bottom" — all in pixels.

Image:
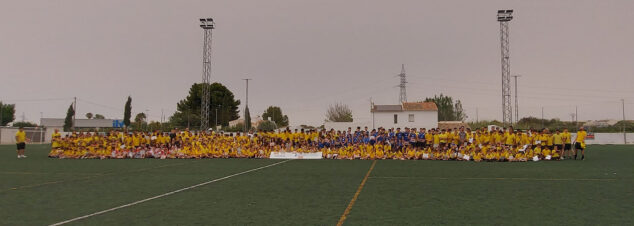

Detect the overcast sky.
[{"left": 1, "top": 0, "right": 633, "bottom": 126}]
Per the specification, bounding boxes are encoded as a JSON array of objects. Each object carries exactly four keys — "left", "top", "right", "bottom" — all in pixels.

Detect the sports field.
[{"left": 0, "top": 145, "right": 632, "bottom": 225}]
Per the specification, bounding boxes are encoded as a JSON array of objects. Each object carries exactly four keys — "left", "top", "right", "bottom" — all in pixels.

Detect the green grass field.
[{"left": 1, "top": 144, "right": 632, "bottom": 225}]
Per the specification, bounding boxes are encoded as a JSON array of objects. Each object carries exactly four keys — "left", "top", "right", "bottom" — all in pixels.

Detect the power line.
[
  {"left": 409, "top": 74, "right": 634, "bottom": 96},
  {"left": 77, "top": 98, "right": 122, "bottom": 111},
  {"left": 1, "top": 97, "right": 73, "bottom": 103}
]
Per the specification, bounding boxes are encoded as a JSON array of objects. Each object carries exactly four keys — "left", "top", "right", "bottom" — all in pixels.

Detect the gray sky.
[{"left": 1, "top": 0, "right": 633, "bottom": 126}]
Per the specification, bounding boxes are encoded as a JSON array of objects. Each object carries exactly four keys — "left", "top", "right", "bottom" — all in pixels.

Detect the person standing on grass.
[
  {"left": 552, "top": 129, "right": 564, "bottom": 160},
  {"left": 562, "top": 128, "right": 572, "bottom": 159},
  {"left": 573, "top": 127, "right": 587, "bottom": 160},
  {"left": 458, "top": 126, "right": 467, "bottom": 147},
  {"left": 15, "top": 127, "right": 29, "bottom": 158},
  {"left": 51, "top": 129, "right": 61, "bottom": 149}
]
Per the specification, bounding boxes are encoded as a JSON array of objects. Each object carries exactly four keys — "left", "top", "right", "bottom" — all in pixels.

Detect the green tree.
[
  {"left": 454, "top": 100, "right": 467, "bottom": 121},
  {"left": 244, "top": 106, "right": 252, "bottom": 131},
  {"left": 170, "top": 83, "right": 241, "bottom": 128},
  {"left": 134, "top": 112, "right": 147, "bottom": 130},
  {"left": 63, "top": 103, "right": 75, "bottom": 132},
  {"left": 147, "top": 121, "right": 162, "bottom": 131},
  {"left": 94, "top": 114, "right": 105, "bottom": 119},
  {"left": 224, "top": 122, "right": 244, "bottom": 132},
  {"left": 425, "top": 94, "right": 467, "bottom": 121},
  {"left": 262, "top": 106, "right": 289, "bottom": 127},
  {"left": 124, "top": 96, "right": 132, "bottom": 128},
  {"left": 257, "top": 120, "right": 277, "bottom": 131},
  {"left": 0, "top": 101, "right": 16, "bottom": 126},
  {"left": 134, "top": 112, "right": 146, "bottom": 123},
  {"left": 85, "top": 112, "right": 93, "bottom": 119},
  {"left": 325, "top": 102, "right": 353, "bottom": 122},
  {"left": 12, "top": 121, "right": 37, "bottom": 128}
]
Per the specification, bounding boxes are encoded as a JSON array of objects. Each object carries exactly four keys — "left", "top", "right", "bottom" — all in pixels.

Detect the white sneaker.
[
  {"left": 17, "top": 155, "right": 22, "bottom": 158},
  {"left": 22, "top": 155, "right": 27, "bottom": 158}
]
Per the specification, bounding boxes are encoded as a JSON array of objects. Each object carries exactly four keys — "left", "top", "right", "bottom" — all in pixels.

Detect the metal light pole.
[
  {"left": 370, "top": 98, "right": 375, "bottom": 129},
  {"left": 200, "top": 18, "right": 215, "bottom": 131},
  {"left": 541, "top": 107, "right": 544, "bottom": 129},
  {"left": 215, "top": 105, "right": 219, "bottom": 130},
  {"left": 622, "top": 99, "right": 627, "bottom": 144},
  {"left": 575, "top": 106, "right": 579, "bottom": 128},
  {"left": 40, "top": 112, "right": 44, "bottom": 143},
  {"left": 497, "top": 9, "right": 514, "bottom": 127}
]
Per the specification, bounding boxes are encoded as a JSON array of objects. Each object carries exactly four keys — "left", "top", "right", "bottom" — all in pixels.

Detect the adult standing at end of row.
[
  {"left": 16, "top": 127, "right": 29, "bottom": 158},
  {"left": 574, "top": 127, "right": 587, "bottom": 160}
]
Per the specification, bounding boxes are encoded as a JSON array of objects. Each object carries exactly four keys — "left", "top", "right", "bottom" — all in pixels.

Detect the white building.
[
  {"left": 583, "top": 120, "right": 619, "bottom": 128},
  {"left": 40, "top": 118, "right": 125, "bottom": 131},
  {"left": 370, "top": 102, "right": 438, "bottom": 129},
  {"left": 228, "top": 115, "right": 264, "bottom": 128}
]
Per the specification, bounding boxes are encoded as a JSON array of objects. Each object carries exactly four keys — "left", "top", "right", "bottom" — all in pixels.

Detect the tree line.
[
  {"left": 2, "top": 85, "right": 469, "bottom": 131},
  {"left": 55, "top": 83, "right": 290, "bottom": 132}
]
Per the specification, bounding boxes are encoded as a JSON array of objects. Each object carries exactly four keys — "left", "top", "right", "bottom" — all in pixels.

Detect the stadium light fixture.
[
  {"left": 497, "top": 9, "right": 513, "bottom": 22},
  {"left": 199, "top": 18, "right": 215, "bottom": 29}
]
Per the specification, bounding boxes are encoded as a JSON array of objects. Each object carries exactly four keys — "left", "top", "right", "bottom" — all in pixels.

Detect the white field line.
[
  {"left": 49, "top": 159, "right": 292, "bottom": 226},
  {"left": 368, "top": 176, "right": 617, "bottom": 181}
]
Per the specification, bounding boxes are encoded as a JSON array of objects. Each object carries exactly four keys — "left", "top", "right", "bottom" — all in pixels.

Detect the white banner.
[{"left": 269, "top": 152, "right": 322, "bottom": 159}]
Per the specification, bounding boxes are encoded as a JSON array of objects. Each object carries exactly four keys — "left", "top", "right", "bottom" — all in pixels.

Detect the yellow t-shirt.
[
  {"left": 576, "top": 131, "right": 587, "bottom": 143},
  {"left": 562, "top": 132, "right": 571, "bottom": 144},
  {"left": 540, "top": 134, "right": 549, "bottom": 144},
  {"left": 481, "top": 134, "right": 490, "bottom": 144},
  {"left": 132, "top": 136, "right": 141, "bottom": 147},
  {"left": 505, "top": 134, "right": 515, "bottom": 145},
  {"left": 543, "top": 148, "right": 551, "bottom": 156},
  {"left": 546, "top": 134, "right": 554, "bottom": 146},
  {"left": 15, "top": 131, "right": 26, "bottom": 143},
  {"left": 52, "top": 132, "right": 62, "bottom": 148},
  {"left": 439, "top": 133, "right": 448, "bottom": 144},
  {"left": 552, "top": 134, "right": 563, "bottom": 145}
]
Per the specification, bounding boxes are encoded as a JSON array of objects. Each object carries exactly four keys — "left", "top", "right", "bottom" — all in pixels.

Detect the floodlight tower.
[
  {"left": 497, "top": 10, "right": 514, "bottom": 127},
  {"left": 398, "top": 64, "right": 407, "bottom": 103},
  {"left": 199, "top": 18, "right": 215, "bottom": 130}
]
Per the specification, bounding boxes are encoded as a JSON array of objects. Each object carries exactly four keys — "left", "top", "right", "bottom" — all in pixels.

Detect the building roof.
[
  {"left": 402, "top": 102, "right": 438, "bottom": 111},
  {"left": 371, "top": 102, "right": 437, "bottom": 112},
  {"left": 40, "top": 118, "right": 122, "bottom": 128},
  {"left": 372, "top": 104, "right": 402, "bottom": 112}
]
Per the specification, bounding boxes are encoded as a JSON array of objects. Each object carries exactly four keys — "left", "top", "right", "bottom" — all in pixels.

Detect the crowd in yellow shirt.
[{"left": 48, "top": 127, "right": 585, "bottom": 161}]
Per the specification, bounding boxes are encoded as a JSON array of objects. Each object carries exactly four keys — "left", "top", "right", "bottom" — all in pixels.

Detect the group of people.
[{"left": 43, "top": 125, "right": 589, "bottom": 161}]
